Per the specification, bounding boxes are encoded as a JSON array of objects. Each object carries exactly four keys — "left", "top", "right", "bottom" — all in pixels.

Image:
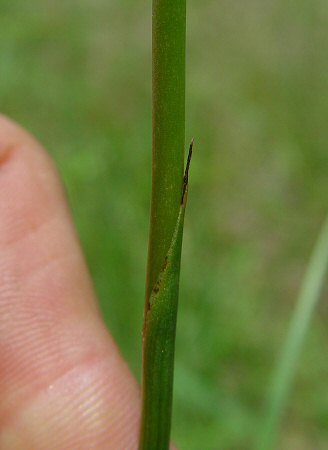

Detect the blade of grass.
[
  {"left": 139, "top": 0, "right": 187, "bottom": 448},
  {"left": 257, "top": 215, "right": 328, "bottom": 450}
]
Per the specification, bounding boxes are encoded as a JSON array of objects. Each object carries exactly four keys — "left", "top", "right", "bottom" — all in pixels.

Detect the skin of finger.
[{"left": 0, "top": 115, "right": 141, "bottom": 449}]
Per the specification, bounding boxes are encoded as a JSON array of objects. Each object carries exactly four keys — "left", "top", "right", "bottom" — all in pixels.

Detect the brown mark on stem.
[
  {"left": 181, "top": 138, "right": 194, "bottom": 205},
  {"left": 144, "top": 140, "right": 194, "bottom": 330}
]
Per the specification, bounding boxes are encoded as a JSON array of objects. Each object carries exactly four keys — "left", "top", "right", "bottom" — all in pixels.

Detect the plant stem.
[
  {"left": 146, "top": 0, "right": 186, "bottom": 301},
  {"left": 139, "top": 0, "right": 186, "bottom": 448}
]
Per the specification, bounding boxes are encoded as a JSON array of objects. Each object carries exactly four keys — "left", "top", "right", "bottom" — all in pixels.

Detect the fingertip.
[{"left": 0, "top": 115, "right": 142, "bottom": 449}]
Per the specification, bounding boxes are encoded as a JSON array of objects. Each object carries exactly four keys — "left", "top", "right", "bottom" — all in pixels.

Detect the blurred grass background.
[{"left": 1, "top": 1, "right": 328, "bottom": 448}]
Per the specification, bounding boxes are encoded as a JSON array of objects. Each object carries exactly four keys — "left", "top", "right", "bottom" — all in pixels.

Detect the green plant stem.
[
  {"left": 139, "top": 0, "right": 186, "bottom": 449},
  {"left": 257, "top": 215, "right": 328, "bottom": 450},
  {"left": 146, "top": 0, "right": 186, "bottom": 302}
]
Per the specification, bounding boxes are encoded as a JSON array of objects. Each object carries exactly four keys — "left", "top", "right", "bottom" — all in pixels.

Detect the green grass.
[
  {"left": 258, "top": 215, "right": 328, "bottom": 450},
  {"left": 2, "top": 1, "right": 328, "bottom": 448}
]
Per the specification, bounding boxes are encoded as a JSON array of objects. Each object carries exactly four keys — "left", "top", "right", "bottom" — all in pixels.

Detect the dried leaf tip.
[{"left": 181, "top": 138, "right": 194, "bottom": 204}]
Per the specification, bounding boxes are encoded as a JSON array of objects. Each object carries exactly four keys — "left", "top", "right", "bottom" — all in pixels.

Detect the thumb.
[{"left": 0, "top": 115, "right": 140, "bottom": 450}]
